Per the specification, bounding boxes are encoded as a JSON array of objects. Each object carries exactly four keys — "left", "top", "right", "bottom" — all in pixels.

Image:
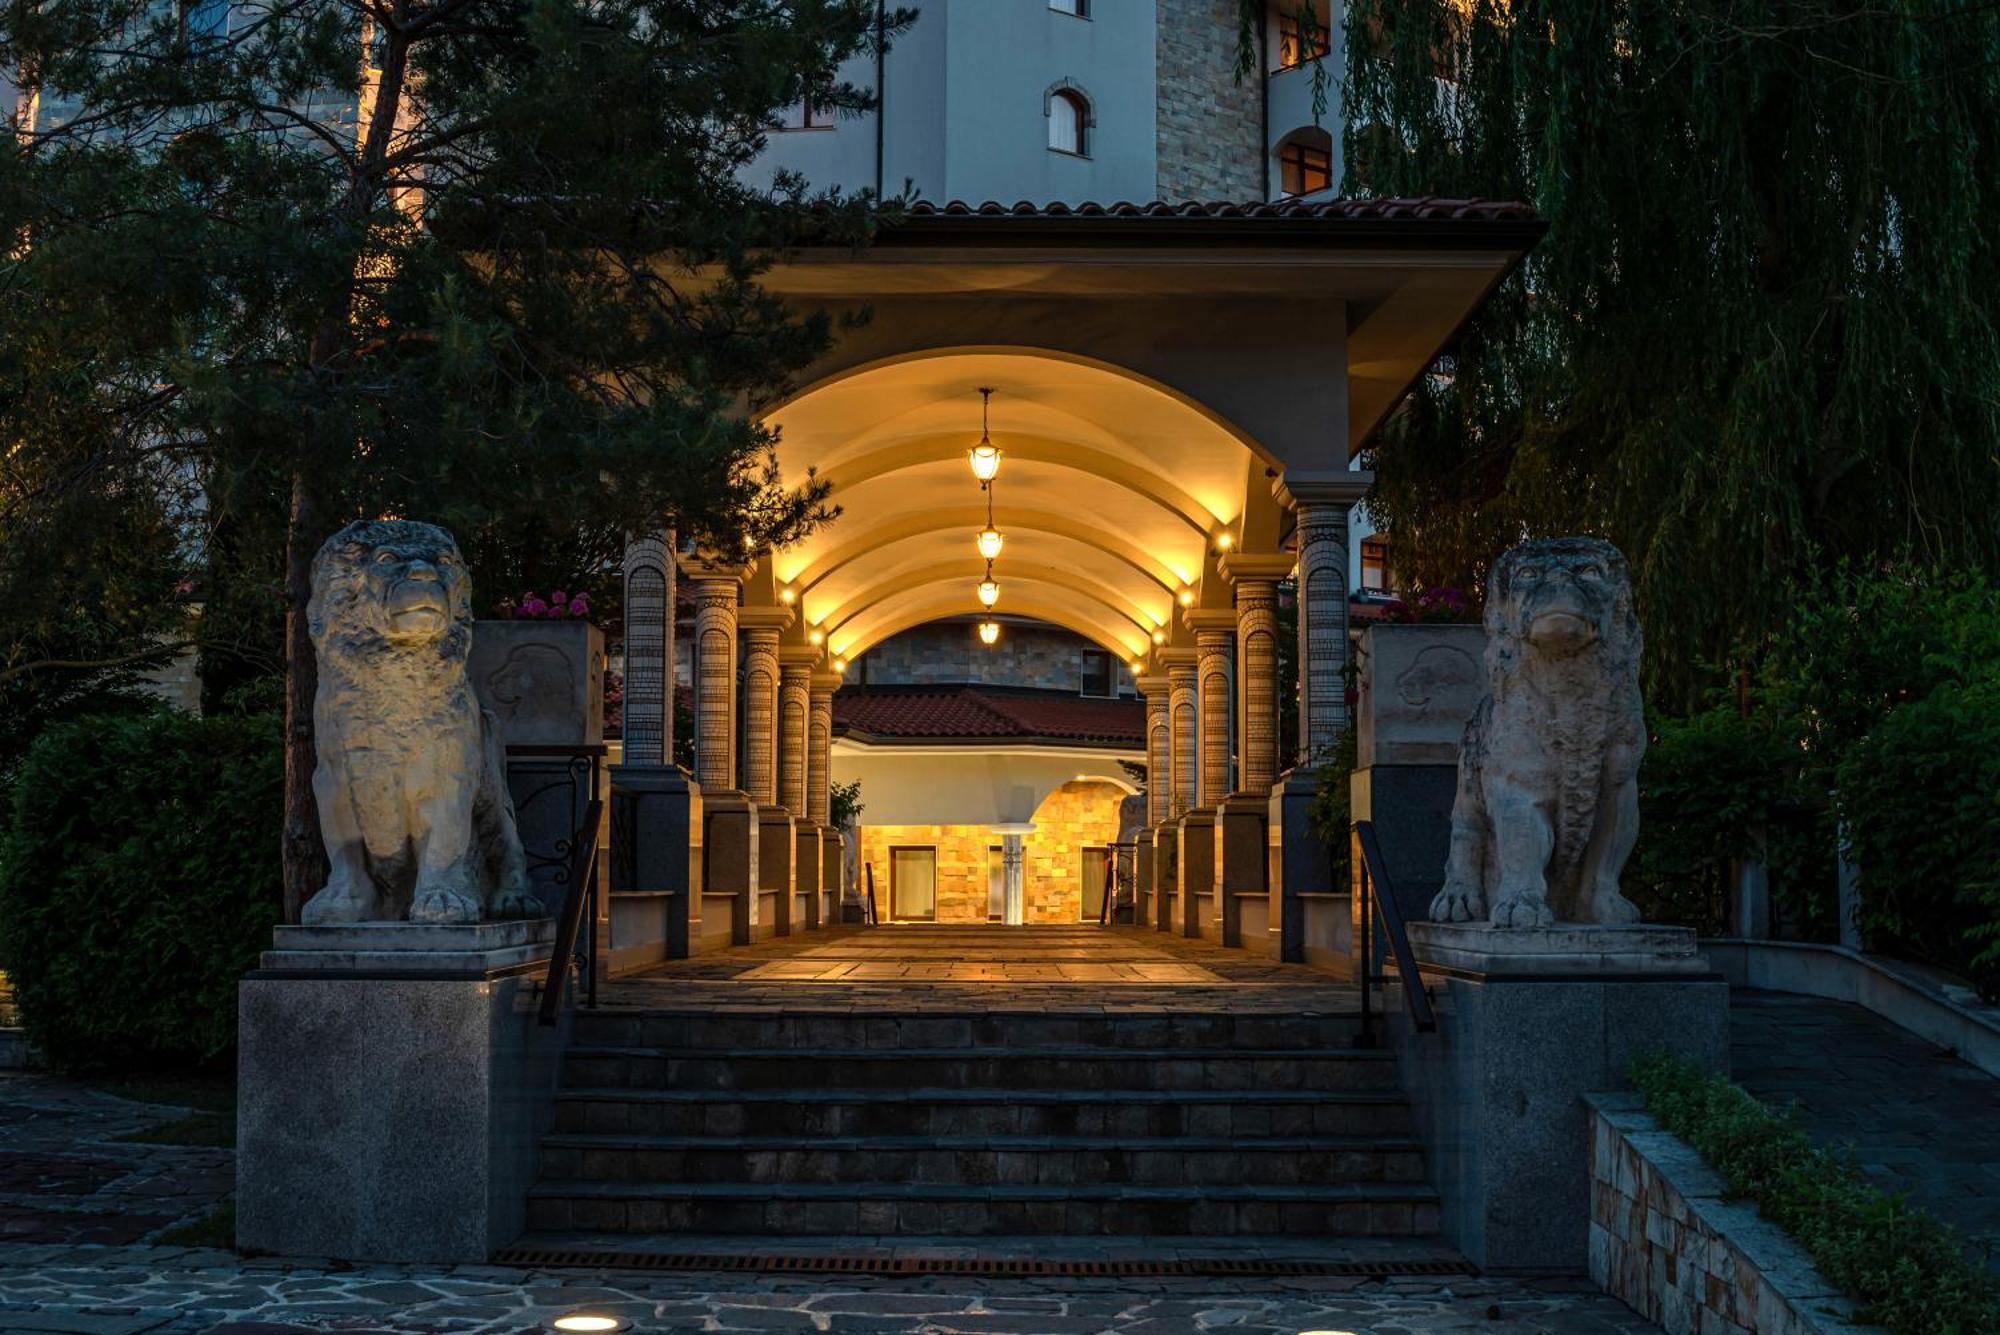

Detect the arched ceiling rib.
[{"left": 764, "top": 350, "right": 1262, "bottom": 662}]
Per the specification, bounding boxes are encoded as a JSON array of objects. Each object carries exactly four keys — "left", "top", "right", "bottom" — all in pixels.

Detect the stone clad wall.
[
  {"left": 1586, "top": 1093, "right": 1876, "bottom": 1335},
  {"left": 854, "top": 622, "right": 1133, "bottom": 695},
  {"left": 1155, "top": 0, "right": 1265, "bottom": 203},
  {"left": 856, "top": 780, "right": 1126, "bottom": 924}
]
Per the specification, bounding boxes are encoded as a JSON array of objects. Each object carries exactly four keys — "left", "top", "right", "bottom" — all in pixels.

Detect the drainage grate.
[{"left": 490, "top": 1247, "right": 1474, "bottom": 1279}]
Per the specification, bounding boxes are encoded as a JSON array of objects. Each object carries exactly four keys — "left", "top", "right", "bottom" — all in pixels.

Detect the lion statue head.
[
  {"left": 308, "top": 520, "right": 475, "bottom": 670},
  {"left": 1483, "top": 536, "right": 1641, "bottom": 680}
]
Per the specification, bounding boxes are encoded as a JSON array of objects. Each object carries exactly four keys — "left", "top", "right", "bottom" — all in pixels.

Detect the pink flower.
[
  {"left": 550, "top": 591, "right": 568, "bottom": 605},
  {"left": 521, "top": 597, "right": 549, "bottom": 616}
]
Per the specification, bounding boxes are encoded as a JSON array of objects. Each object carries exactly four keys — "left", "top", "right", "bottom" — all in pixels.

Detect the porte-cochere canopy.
[{"left": 751, "top": 198, "right": 1543, "bottom": 668}]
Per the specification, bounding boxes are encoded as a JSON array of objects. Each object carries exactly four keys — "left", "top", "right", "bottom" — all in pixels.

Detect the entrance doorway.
[
  {"left": 889, "top": 845, "right": 937, "bottom": 921},
  {"left": 1080, "top": 846, "right": 1111, "bottom": 922}
]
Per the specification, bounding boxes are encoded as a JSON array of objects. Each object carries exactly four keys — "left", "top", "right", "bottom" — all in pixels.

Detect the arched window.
[
  {"left": 1048, "top": 88, "right": 1089, "bottom": 157},
  {"left": 1275, "top": 126, "right": 1333, "bottom": 196}
]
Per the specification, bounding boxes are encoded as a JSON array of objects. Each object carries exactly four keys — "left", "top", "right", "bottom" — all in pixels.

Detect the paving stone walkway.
[
  {"left": 600, "top": 927, "right": 1364, "bottom": 1015},
  {"left": 1730, "top": 988, "right": 2000, "bottom": 1260},
  {"left": 0, "top": 1243, "right": 1662, "bottom": 1333}
]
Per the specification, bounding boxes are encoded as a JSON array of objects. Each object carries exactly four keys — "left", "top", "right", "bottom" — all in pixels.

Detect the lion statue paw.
[
  {"left": 1490, "top": 893, "right": 1556, "bottom": 928},
  {"left": 1428, "top": 883, "right": 1486, "bottom": 923}
]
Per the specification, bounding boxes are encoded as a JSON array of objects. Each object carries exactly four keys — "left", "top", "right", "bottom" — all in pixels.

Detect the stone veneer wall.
[
  {"left": 857, "top": 780, "right": 1126, "bottom": 924},
  {"left": 1155, "top": 0, "right": 1266, "bottom": 203},
  {"left": 1586, "top": 1093, "right": 1878, "bottom": 1335},
  {"left": 853, "top": 622, "right": 1135, "bottom": 696}
]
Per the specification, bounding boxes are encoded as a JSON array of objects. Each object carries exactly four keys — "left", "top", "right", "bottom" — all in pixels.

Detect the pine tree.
[{"left": 2, "top": 0, "right": 905, "bottom": 913}]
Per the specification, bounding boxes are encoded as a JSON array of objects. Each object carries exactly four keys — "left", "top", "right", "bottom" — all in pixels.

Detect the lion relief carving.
[
  {"left": 302, "top": 520, "right": 535, "bottom": 926},
  {"left": 1430, "top": 537, "right": 1646, "bottom": 929}
]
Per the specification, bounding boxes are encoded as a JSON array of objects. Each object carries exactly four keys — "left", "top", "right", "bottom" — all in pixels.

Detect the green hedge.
[
  {"left": 1836, "top": 684, "right": 2000, "bottom": 998},
  {"left": 0, "top": 710, "right": 282, "bottom": 1072},
  {"left": 1631, "top": 1052, "right": 1999, "bottom": 1335}
]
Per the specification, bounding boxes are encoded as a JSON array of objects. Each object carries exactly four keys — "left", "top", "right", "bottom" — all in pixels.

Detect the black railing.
[
  {"left": 538, "top": 796, "right": 603, "bottom": 1027},
  {"left": 1352, "top": 819, "right": 1437, "bottom": 1047}
]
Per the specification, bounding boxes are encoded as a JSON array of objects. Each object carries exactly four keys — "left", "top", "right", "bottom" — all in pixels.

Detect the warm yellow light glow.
[
  {"left": 1215, "top": 531, "right": 1234, "bottom": 550},
  {"left": 1130, "top": 659, "right": 1145, "bottom": 674},
  {"left": 969, "top": 443, "right": 1001, "bottom": 482},
  {"left": 549, "top": 1316, "right": 631, "bottom": 1334},
  {"left": 978, "top": 619, "right": 1001, "bottom": 645},
  {"left": 976, "top": 578, "right": 1001, "bottom": 608},
  {"left": 808, "top": 627, "right": 824, "bottom": 645},
  {"left": 1178, "top": 588, "right": 1195, "bottom": 607},
  {"left": 833, "top": 657, "right": 847, "bottom": 673},
  {"left": 976, "top": 525, "right": 1004, "bottom": 561},
  {"left": 778, "top": 587, "right": 796, "bottom": 605},
  {"left": 1151, "top": 629, "right": 1166, "bottom": 645}
]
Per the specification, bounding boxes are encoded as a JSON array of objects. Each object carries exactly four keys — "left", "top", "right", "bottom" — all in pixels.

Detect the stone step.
[
  {"left": 536, "top": 1132, "right": 1428, "bottom": 1187},
  {"left": 561, "top": 1046, "right": 1399, "bottom": 1093},
  {"left": 552, "top": 1086, "right": 1416, "bottom": 1139},
  {"left": 570, "top": 1010, "right": 1366, "bottom": 1052},
  {"left": 524, "top": 1180, "right": 1442, "bottom": 1237}
]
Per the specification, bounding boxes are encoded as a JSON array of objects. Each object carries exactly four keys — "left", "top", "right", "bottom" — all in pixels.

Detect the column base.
[
  {"left": 1216, "top": 793, "right": 1271, "bottom": 951},
  {"left": 1133, "top": 834, "right": 1154, "bottom": 929},
  {"left": 702, "top": 790, "right": 760, "bottom": 946},
  {"left": 1270, "top": 767, "right": 1338, "bottom": 966},
  {"left": 608, "top": 764, "right": 701, "bottom": 966},
  {"left": 821, "top": 827, "right": 854, "bottom": 923},
  {"left": 794, "top": 820, "right": 823, "bottom": 930},
  {"left": 1152, "top": 819, "right": 1180, "bottom": 933},
  {"left": 756, "top": 806, "right": 795, "bottom": 939},
  {"left": 1176, "top": 809, "right": 1216, "bottom": 940}
]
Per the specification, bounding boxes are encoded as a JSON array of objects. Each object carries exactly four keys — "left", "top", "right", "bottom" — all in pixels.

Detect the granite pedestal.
[
  {"left": 756, "top": 807, "right": 794, "bottom": 938},
  {"left": 702, "top": 790, "right": 759, "bottom": 946},
  {"left": 1267, "top": 767, "right": 1338, "bottom": 964},
  {"left": 1152, "top": 820, "right": 1179, "bottom": 933},
  {"left": 1215, "top": 795, "right": 1267, "bottom": 948},
  {"left": 794, "top": 822, "right": 823, "bottom": 930},
  {"left": 1392, "top": 922, "right": 1729, "bottom": 1273},
  {"left": 237, "top": 921, "right": 567, "bottom": 1263},
  {"left": 1133, "top": 837, "right": 1154, "bottom": 928},
  {"left": 607, "top": 763, "right": 700, "bottom": 966},
  {"left": 822, "top": 827, "right": 851, "bottom": 924},
  {"left": 1176, "top": 809, "right": 1215, "bottom": 939}
]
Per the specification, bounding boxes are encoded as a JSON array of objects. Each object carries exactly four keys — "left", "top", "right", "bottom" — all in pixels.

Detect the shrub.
[
  {"left": 1631, "top": 1052, "right": 2000, "bottom": 1335},
  {"left": 1836, "top": 684, "right": 2000, "bottom": 998},
  {"left": 0, "top": 710, "right": 282, "bottom": 1072}
]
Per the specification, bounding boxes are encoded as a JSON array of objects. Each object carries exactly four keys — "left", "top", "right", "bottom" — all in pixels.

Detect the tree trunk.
[{"left": 280, "top": 469, "right": 323, "bottom": 922}]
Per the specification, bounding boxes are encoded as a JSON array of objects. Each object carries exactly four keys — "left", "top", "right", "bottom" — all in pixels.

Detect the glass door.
[
  {"left": 890, "top": 846, "right": 937, "bottom": 922},
  {"left": 1080, "top": 846, "right": 1111, "bottom": 922}
]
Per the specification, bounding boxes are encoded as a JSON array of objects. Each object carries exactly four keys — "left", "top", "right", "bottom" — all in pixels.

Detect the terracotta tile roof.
[
  {"left": 904, "top": 197, "right": 1537, "bottom": 222},
  {"left": 834, "top": 686, "right": 1144, "bottom": 747}
]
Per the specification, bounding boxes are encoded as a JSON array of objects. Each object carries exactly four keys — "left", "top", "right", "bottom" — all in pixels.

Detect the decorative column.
[
  {"left": 1268, "top": 472, "right": 1373, "bottom": 962},
  {"left": 739, "top": 605, "right": 794, "bottom": 937},
  {"left": 1136, "top": 673, "right": 1171, "bottom": 930},
  {"left": 608, "top": 531, "right": 699, "bottom": 963},
  {"left": 1157, "top": 652, "right": 1197, "bottom": 934},
  {"left": 810, "top": 669, "right": 847, "bottom": 921},
  {"left": 1215, "top": 555, "right": 1291, "bottom": 950},
  {"left": 1183, "top": 610, "right": 1236, "bottom": 940},
  {"left": 779, "top": 650, "right": 819, "bottom": 930},
  {"left": 681, "top": 556, "right": 757, "bottom": 945}
]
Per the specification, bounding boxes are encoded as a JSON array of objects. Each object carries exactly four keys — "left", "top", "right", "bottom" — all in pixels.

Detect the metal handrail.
[
  {"left": 537, "top": 796, "right": 603, "bottom": 1026},
  {"left": 1353, "top": 819, "right": 1437, "bottom": 1046}
]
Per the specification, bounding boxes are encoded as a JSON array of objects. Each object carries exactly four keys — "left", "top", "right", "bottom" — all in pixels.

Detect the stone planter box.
[{"left": 1586, "top": 1092, "right": 1885, "bottom": 1335}]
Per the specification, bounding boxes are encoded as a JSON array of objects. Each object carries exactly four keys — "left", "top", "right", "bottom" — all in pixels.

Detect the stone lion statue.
[
  {"left": 1429, "top": 537, "right": 1646, "bottom": 928},
  {"left": 302, "top": 520, "right": 535, "bottom": 926}
]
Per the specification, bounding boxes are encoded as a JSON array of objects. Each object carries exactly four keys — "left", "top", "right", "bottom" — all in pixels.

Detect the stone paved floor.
[
  {"left": 0, "top": 1076, "right": 231, "bottom": 1248},
  {"left": 1730, "top": 988, "right": 2000, "bottom": 1259},
  {"left": 0, "top": 1243, "right": 1663, "bottom": 1333},
  {"left": 600, "top": 927, "right": 1363, "bottom": 1015}
]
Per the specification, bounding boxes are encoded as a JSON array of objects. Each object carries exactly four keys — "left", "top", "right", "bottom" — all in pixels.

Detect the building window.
[
  {"left": 1276, "top": 5, "right": 1332, "bottom": 70},
  {"left": 1048, "top": 88, "right": 1089, "bottom": 156},
  {"left": 1277, "top": 128, "right": 1333, "bottom": 196},
  {"left": 1080, "top": 649, "right": 1114, "bottom": 698},
  {"left": 1049, "top": 0, "right": 1090, "bottom": 15},
  {"left": 775, "top": 92, "right": 837, "bottom": 131},
  {"left": 1360, "top": 537, "right": 1392, "bottom": 593}
]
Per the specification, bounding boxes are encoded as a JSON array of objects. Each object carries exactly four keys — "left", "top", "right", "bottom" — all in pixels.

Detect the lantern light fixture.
[
  {"left": 808, "top": 627, "right": 823, "bottom": 645},
  {"left": 977, "top": 524, "right": 1004, "bottom": 561},
  {"left": 1151, "top": 628, "right": 1166, "bottom": 645},
  {"left": 978, "top": 619, "right": 1001, "bottom": 646},
  {"left": 976, "top": 575, "right": 1001, "bottom": 608},
  {"left": 1215, "top": 530, "right": 1234, "bottom": 551},
  {"left": 778, "top": 587, "right": 796, "bottom": 605},
  {"left": 1178, "top": 587, "right": 1196, "bottom": 607},
  {"left": 968, "top": 387, "right": 1001, "bottom": 483},
  {"left": 833, "top": 657, "right": 847, "bottom": 673}
]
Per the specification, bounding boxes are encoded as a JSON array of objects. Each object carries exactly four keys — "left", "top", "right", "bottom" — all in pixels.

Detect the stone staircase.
[{"left": 525, "top": 1001, "right": 1442, "bottom": 1239}]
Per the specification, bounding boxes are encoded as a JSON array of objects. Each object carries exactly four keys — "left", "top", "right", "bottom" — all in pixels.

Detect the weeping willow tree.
[{"left": 1335, "top": 0, "right": 2000, "bottom": 700}]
